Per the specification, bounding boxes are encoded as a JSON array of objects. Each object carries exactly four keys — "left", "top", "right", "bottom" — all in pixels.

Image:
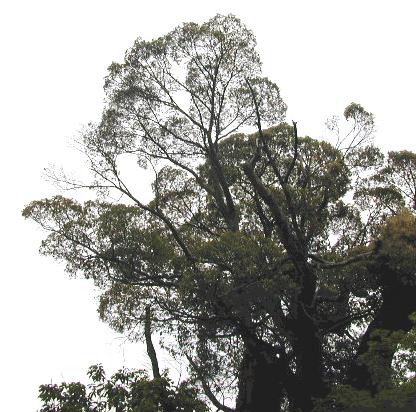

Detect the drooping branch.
[{"left": 186, "top": 355, "right": 235, "bottom": 412}]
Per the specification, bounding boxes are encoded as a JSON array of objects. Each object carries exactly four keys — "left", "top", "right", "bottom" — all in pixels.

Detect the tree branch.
[
  {"left": 186, "top": 355, "right": 234, "bottom": 412},
  {"left": 144, "top": 306, "right": 161, "bottom": 380},
  {"left": 283, "top": 121, "right": 299, "bottom": 184},
  {"left": 308, "top": 251, "right": 373, "bottom": 269}
]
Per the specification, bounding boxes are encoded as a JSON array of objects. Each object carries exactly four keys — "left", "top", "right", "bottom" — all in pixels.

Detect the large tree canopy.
[{"left": 25, "top": 14, "right": 416, "bottom": 412}]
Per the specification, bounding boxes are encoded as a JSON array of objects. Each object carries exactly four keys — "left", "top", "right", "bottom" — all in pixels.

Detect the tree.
[
  {"left": 24, "top": 14, "right": 416, "bottom": 412},
  {"left": 39, "top": 364, "right": 208, "bottom": 412}
]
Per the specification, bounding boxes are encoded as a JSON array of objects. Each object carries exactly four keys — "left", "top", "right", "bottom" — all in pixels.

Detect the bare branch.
[
  {"left": 186, "top": 355, "right": 235, "bottom": 412},
  {"left": 145, "top": 306, "right": 161, "bottom": 380}
]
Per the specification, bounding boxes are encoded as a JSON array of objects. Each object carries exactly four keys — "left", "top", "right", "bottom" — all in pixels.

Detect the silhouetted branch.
[
  {"left": 145, "top": 306, "right": 161, "bottom": 380},
  {"left": 186, "top": 355, "right": 234, "bottom": 412}
]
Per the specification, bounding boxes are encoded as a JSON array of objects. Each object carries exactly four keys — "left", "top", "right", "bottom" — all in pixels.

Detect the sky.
[{"left": 1, "top": 0, "right": 415, "bottom": 410}]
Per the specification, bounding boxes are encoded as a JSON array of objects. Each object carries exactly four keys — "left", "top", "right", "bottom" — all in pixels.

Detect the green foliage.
[
  {"left": 316, "top": 314, "right": 416, "bottom": 411},
  {"left": 314, "top": 380, "right": 416, "bottom": 411},
  {"left": 39, "top": 365, "right": 208, "bottom": 412},
  {"left": 374, "top": 151, "right": 416, "bottom": 209},
  {"left": 378, "top": 210, "right": 416, "bottom": 277}
]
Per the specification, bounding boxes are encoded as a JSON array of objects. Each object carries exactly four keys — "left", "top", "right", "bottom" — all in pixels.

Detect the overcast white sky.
[{"left": 1, "top": 1, "right": 415, "bottom": 410}]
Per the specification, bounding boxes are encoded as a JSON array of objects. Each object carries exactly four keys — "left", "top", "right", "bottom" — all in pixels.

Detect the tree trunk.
[
  {"left": 347, "top": 267, "right": 416, "bottom": 394},
  {"left": 291, "top": 311, "right": 327, "bottom": 412},
  {"left": 236, "top": 343, "right": 284, "bottom": 412},
  {"left": 144, "top": 306, "right": 175, "bottom": 412}
]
